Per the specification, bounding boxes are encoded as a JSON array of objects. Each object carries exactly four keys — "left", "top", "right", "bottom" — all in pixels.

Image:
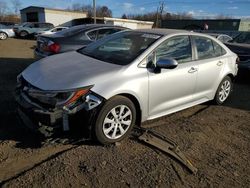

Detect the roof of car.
[
  {"left": 71, "top": 24, "right": 127, "bottom": 30},
  {"left": 135, "top": 28, "right": 192, "bottom": 35}
]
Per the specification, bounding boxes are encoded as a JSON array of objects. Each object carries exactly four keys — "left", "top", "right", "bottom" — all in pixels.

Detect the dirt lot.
[{"left": 0, "top": 38, "right": 250, "bottom": 188}]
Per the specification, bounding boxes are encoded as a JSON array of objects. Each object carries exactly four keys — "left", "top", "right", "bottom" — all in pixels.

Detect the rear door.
[
  {"left": 148, "top": 35, "right": 198, "bottom": 118},
  {"left": 192, "top": 36, "right": 227, "bottom": 101}
]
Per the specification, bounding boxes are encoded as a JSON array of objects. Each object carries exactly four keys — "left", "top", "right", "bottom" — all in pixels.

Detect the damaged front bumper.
[{"left": 15, "top": 87, "right": 104, "bottom": 136}]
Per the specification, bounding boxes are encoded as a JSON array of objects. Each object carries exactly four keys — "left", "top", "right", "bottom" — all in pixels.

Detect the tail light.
[{"left": 46, "top": 41, "right": 60, "bottom": 54}]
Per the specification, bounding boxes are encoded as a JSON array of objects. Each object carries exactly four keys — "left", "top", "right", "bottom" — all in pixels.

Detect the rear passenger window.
[
  {"left": 194, "top": 37, "right": 214, "bottom": 59},
  {"left": 155, "top": 36, "right": 192, "bottom": 63},
  {"left": 97, "top": 29, "right": 117, "bottom": 40},
  {"left": 87, "top": 30, "right": 97, "bottom": 40},
  {"left": 194, "top": 36, "right": 226, "bottom": 59},
  {"left": 213, "top": 41, "right": 226, "bottom": 57}
]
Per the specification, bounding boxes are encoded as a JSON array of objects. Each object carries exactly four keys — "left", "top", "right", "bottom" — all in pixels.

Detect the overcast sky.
[{"left": 5, "top": 0, "right": 250, "bottom": 18}]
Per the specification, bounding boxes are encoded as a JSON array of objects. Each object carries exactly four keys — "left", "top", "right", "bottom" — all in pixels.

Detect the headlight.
[{"left": 26, "top": 87, "right": 92, "bottom": 107}]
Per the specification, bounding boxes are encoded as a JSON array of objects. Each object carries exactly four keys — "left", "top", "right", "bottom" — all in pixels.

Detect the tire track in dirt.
[{"left": 0, "top": 142, "right": 83, "bottom": 186}]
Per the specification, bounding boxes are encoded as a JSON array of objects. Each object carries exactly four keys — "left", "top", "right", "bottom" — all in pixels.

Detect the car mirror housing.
[{"left": 156, "top": 58, "right": 178, "bottom": 69}]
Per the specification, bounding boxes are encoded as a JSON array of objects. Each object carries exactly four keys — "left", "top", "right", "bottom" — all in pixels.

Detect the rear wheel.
[
  {"left": 19, "top": 31, "right": 28, "bottom": 38},
  {"left": 94, "top": 96, "right": 136, "bottom": 145},
  {"left": 0, "top": 32, "right": 7, "bottom": 40},
  {"left": 214, "top": 76, "right": 232, "bottom": 105}
]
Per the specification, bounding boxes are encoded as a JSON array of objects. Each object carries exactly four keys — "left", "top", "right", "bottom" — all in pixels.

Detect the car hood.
[{"left": 22, "top": 51, "right": 123, "bottom": 91}]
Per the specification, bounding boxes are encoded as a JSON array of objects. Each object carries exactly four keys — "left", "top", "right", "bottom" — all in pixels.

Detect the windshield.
[
  {"left": 78, "top": 31, "right": 162, "bottom": 65},
  {"left": 232, "top": 32, "right": 250, "bottom": 44}
]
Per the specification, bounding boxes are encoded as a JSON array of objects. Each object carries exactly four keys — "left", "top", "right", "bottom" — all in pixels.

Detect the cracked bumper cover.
[{"left": 15, "top": 90, "right": 104, "bottom": 133}]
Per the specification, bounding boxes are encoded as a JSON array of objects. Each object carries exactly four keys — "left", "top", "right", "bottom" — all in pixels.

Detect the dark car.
[
  {"left": 225, "top": 32, "right": 250, "bottom": 62},
  {"left": 34, "top": 24, "right": 128, "bottom": 58},
  {"left": 13, "top": 22, "right": 54, "bottom": 38}
]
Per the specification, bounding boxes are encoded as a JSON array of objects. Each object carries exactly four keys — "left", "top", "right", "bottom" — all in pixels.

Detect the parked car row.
[
  {"left": 16, "top": 26, "right": 238, "bottom": 144},
  {"left": 0, "top": 21, "right": 67, "bottom": 40},
  {"left": 13, "top": 22, "right": 54, "bottom": 38}
]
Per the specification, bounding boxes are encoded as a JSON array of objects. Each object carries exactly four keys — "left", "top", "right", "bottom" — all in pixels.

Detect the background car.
[
  {"left": 34, "top": 26, "right": 68, "bottom": 37},
  {"left": 13, "top": 22, "right": 54, "bottom": 38},
  {"left": 34, "top": 24, "right": 128, "bottom": 58},
  {"left": 0, "top": 24, "right": 15, "bottom": 40},
  {"left": 207, "top": 33, "right": 233, "bottom": 43},
  {"left": 225, "top": 32, "right": 250, "bottom": 62},
  {"left": 17, "top": 29, "right": 238, "bottom": 144}
]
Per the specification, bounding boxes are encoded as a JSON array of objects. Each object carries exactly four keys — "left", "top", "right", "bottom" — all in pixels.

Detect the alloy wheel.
[
  {"left": 102, "top": 105, "right": 132, "bottom": 139},
  {"left": 0, "top": 32, "right": 7, "bottom": 40},
  {"left": 218, "top": 80, "right": 231, "bottom": 102}
]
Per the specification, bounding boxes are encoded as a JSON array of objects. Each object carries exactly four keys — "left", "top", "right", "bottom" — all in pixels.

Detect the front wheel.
[
  {"left": 94, "top": 96, "right": 136, "bottom": 145},
  {"left": 214, "top": 76, "right": 232, "bottom": 105},
  {"left": 0, "top": 32, "right": 7, "bottom": 40},
  {"left": 19, "top": 31, "right": 29, "bottom": 38}
]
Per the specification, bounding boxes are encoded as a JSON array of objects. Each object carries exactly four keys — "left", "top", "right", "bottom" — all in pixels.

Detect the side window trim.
[
  {"left": 142, "top": 35, "right": 194, "bottom": 68},
  {"left": 191, "top": 35, "right": 227, "bottom": 61},
  {"left": 86, "top": 28, "right": 99, "bottom": 41},
  {"left": 192, "top": 35, "right": 214, "bottom": 60},
  {"left": 154, "top": 35, "right": 193, "bottom": 64}
]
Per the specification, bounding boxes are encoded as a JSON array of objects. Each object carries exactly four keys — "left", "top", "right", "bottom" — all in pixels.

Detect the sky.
[{"left": 4, "top": 0, "right": 250, "bottom": 18}]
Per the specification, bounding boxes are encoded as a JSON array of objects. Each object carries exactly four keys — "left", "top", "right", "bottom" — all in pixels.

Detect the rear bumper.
[{"left": 34, "top": 48, "right": 49, "bottom": 59}]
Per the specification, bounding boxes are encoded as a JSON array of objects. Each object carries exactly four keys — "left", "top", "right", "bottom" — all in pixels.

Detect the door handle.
[
  {"left": 188, "top": 67, "right": 198, "bottom": 73},
  {"left": 217, "top": 61, "right": 223, "bottom": 66}
]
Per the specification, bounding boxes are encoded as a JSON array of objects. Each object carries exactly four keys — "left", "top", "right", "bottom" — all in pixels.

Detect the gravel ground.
[{"left": 0, "top": 38, "right": 250, "bottom": 188}]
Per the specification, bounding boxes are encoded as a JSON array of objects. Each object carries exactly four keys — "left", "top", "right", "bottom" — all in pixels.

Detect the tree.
[
  {"left": 96, "top": 6, "right": 112, "bottom": 17},
  {"left": 0, "top": 0, "right": 8, "bottom": 19},
  {"left": 11, "top": 0, "right": 21, "bottom": 15},
  {"left": 68, "top": 3, "right": 112, "bottom": 18},
  {"left": 215, "top": 14, "right": 232, "bottom": 19},
  {"left": 121, "top": 14, "right": 127, "bottom": 19}
]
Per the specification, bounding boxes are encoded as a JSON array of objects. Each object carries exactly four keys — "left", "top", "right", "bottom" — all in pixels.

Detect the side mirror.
[{"left": 156, "top": 58, "right": 178, "bottom": 69}]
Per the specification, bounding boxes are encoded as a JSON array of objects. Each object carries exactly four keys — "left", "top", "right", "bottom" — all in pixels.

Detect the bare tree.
[
  {"left": 121, "top": 14, "right": 127, "bottom": 19},
  {"left": 68, "top": 3, "right": 112, "bottom": 18},
  {"left": 0, "top": 0, "right": 8, "bottom": 21},
  {"left": 215, "top": 14, "right": 232, "bottom": 19},
  {"left": 11, "top": 0, "right": 21, "bottom": 15},
  {"left": 96, "top": 6, "right": 112, "bottom": 17}
]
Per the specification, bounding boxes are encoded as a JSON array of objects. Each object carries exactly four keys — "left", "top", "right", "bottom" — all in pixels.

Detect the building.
[
  {"left": 161, "top": 19, "right": 250, "bottom": 32},
  {"left": 20, "top": 6, "right": 87, "bottom": 26},
  {"left": 103, "top": 17, "right": 154, "bottom": 29},
  {"left": 20, "top": 6, "right": 153, "bottom": 29},
  {"left": 65, "top": 17, "right": 154, "bottom": 29}
]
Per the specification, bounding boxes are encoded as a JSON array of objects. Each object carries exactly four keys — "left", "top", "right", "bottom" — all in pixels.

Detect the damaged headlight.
[{"left": 25, "top": 86, "right": 93, "bottom": 107}]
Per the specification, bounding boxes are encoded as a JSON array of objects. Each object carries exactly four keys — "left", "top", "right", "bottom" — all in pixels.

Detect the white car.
[
  {"left": 0, "top": 24, "right": 15, "bottom": 40},
  {"left": 35, "top": 26, "right": 68, "bottom": 37}
]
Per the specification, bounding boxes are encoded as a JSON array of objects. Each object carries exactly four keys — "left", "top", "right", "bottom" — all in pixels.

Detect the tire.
[
  {"left": 214, "top": 76, "right": 232, "bottom": 105},
  {"left": 95, "top": 96, "right": 136, "bottom": 145},
  {"left": 0, "top": 32, "right": 7, "bottom": 40},
  {"left": 19, "top": 30, "right": 29, "bottom": 38}
]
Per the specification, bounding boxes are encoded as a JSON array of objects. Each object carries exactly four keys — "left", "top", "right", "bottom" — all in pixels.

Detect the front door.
[{"left": 148, "top": 35, "right": 197, "bottom": 119}]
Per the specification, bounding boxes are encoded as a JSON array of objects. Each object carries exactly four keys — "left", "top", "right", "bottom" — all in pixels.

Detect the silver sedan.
[
  {"left": 16, "top": 29, "right": 238, "bottom": 144},
  {"left": 0, "top": 24, "right": 15, "bottom": 40}
]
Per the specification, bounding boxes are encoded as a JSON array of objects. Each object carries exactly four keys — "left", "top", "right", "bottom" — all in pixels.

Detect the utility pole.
[
  {"left": 93, "top": 0, "right": 96, "bottom": 24},
  {"left": 155, "top": 1, "right": 164, "bottom": 28},
  {"left": 155, "top": 6, "right": 159, "bottom": 28},
  {"left": 159, "top": 1, "right": 164, "bottom": 28}
]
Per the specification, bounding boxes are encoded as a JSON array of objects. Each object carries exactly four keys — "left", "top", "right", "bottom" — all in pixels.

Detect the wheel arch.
[
  {"left": 0, "top": 31, "right": 8, "bottom": 37},
  {"left": 226, "top": 73, "right": 235, "bottom": 82},
  {"left": 114, "top": 93, "right": 142, "bottom": 127}
]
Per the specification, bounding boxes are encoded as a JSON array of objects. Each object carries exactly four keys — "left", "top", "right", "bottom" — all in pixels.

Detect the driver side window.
[{"left": 150, "top": 35, "right": 192, "bottom": 65}]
